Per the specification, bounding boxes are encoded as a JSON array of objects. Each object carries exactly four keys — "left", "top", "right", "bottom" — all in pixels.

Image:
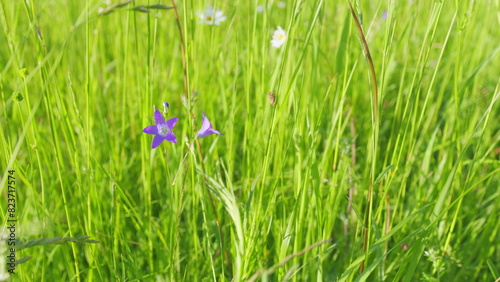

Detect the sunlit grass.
[{"left": 1, "top": 0, "right": 499, "bottom": 281}]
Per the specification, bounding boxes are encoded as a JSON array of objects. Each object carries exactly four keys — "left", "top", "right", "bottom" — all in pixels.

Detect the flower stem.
[
  {"left": 169, "top": 0, "right": 189, "bottom": 97},
  {"left": 170, "top": 0, "right": 230, "bottom": 274},
  {"left": 347, "top": 1, "right": 379, "bottom": 274},
  {"left": 194, "top": 138, "right": 232, "bottom": 274}
]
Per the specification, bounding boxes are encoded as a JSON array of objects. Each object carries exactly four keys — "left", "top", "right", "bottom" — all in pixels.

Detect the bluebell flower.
[
  {"left": 196, "top": 113, "right": 222, "bottom": 138},
  {"left": 143, "top": 110, "right": 178, "bottom": 148}
]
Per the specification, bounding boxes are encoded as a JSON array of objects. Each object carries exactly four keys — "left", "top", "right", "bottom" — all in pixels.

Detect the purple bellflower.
[
  {"left": 143, "top": 110, "right": 178, "bottom": 148},
  {"left": 382, "top": 9, "right": 388, "bottom": 20},
  {"left": 197, "top": 112, "right": 222, "bottom": 138}
]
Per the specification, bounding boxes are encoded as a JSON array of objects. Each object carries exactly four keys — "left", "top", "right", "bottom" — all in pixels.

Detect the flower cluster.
[
  {"left": 144, "top": 4, "right": 290, "bottom": 149},
  {"left": 196, "top": 6, "right": 287, "bottom": 49},
  {"left": 143, "top": 106, "right": 222, "bottom": 149}
]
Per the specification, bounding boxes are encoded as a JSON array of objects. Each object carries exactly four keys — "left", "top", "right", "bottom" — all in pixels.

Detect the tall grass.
[{"left": 1, "top": 0, "right": 499, "bottom": 281}]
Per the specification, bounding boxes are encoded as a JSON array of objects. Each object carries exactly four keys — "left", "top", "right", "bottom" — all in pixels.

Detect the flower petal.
[
  {"left": 197, "top": 131, "right": 208, "bottom": 138},
  {"left": 215, "top": 10, "right": 224, "bottom": 17},
  {"left": 205, "top": 6, "right": 214, "bottom": 14},
  {"left": 165, "top": 131, "right": 177, "bottom": 143},
  {"left": 199, "top": 112, "right": 211, "bottom": 131},
  {"left": 151, "top": 134, "right": 164, "bottom": 149},
  {"left": 154, "top": 110, "right": 165, "bottom": 124},
  {"left": 166, "top": 117, "right": 179, "bottom": 130},
  {"left": 143, "top": 125, "right": 158, "bottom": 135},
  {"left": 208, "top": 128, "right": 223, "bottom": 136}
]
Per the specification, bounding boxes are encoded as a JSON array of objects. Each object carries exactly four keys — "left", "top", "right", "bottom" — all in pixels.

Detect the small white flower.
[
  {"left": 196, "top": 6, "right": 227, "bottom": 25},
  {"left": 277, "top": 1, "right": 286, "bottom": 9},
  {"left": 271, "top": 26, "right": 287, "bottom": 48},
  {"left": 256, "top": 5, "right": 264, "bottom": 13}
]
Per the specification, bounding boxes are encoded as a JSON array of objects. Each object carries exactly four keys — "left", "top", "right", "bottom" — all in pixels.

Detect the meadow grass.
[{"left": 1, "top": 0, "right": 499, "bottom": 281}]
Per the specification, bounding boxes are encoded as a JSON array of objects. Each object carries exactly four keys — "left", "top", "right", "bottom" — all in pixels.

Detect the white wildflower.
[
  {"left": 271, "top": 26, "right": 287, "bottom": 48},
  {"left": 196, "top": 6, "right": 227, "bottom": 25}
]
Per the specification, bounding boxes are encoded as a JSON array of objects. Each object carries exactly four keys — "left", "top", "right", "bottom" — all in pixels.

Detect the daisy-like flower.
[
  {"left": 143, "top": 110, "right": 179, "bottom": 148},
  {"left": 271, "top": 26, "right": 287, "bottom": 48},
  {"left": 256, "top": 5, "right": 264, "bottom": 13},
  {"left": 196, "top": 6, "right": 227, "bottom": 25},
  {"left": 197, "top": 113, "right": 223, "bottom": 138}
]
